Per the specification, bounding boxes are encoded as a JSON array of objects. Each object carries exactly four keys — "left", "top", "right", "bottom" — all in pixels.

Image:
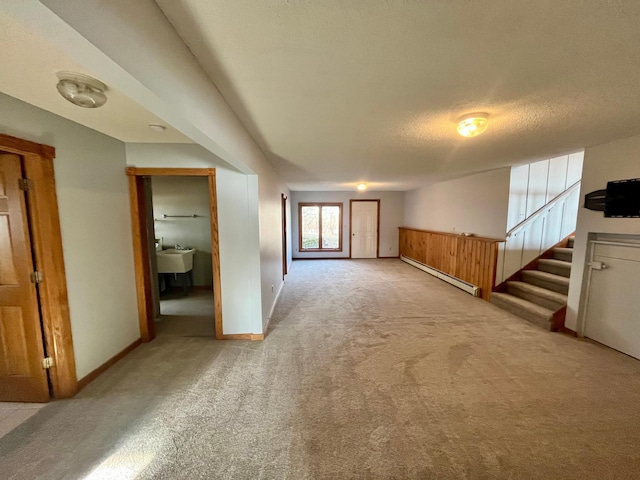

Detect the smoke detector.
[{"left": 56, "top": 72, "right": 107, "bottom": 108}]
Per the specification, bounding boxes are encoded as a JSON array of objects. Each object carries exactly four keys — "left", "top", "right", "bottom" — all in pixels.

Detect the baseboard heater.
[{"left": 401, "top": 255, "right": 480, "bottom": 297}]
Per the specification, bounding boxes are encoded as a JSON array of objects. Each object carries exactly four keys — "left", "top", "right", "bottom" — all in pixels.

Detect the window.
[{"left": 299, "top": 203, "right": 342, "bottom": 251}]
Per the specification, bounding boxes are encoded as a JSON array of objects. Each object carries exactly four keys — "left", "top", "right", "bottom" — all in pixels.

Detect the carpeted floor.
[{"left": 1, "top": 259, "right": 640, "bottom": 479}]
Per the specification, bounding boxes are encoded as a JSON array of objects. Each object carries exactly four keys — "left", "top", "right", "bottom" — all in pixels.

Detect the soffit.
[
  {"left": 157, "top": 0, "right": 640, "bottom": 190},
  {"left": 0, "top": 13, "right": 191, "bottom": 144}
]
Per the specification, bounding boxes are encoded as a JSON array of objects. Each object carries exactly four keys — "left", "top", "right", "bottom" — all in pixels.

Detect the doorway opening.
[
  {"left": 126, "top": 168, "right": 223, "bottom": 341},
  {"left": 350, "top": 199, "right": 380, "bottom": 258},
  {"left": 0, "top": 134, "right": 76, "bottom": 402},
  {"left": 282, "top": 193, "right": 288, "bottom": 280},
  {"left": 150, "top": 176, "right": 215, "bottom": 337}
]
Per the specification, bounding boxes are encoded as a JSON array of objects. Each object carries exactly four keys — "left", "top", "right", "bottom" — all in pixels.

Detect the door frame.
[
  {"left": 0, "top": 133, "right": 77, "bottom": 399},
  {"left": 281, "top": 193, "right": 288, "bottom": 279},
  {"left": 349, "top": 199, "right": 380, "bottom": 258},
  {"left": 126, "top": 167, "right": 223, "bottom": 340}
]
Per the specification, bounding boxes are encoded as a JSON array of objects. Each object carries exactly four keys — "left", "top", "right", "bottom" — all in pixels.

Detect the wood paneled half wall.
[{"left": 399, "top": 227, "right": 503, "bottom": 301}]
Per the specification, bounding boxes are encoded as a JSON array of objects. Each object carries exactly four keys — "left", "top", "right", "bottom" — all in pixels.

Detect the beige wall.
[
  {"left": 0, "top": 93, "right": 139, "bottom": 380},
  {"left": 404, "top": 168, "right": 511, "bottom": 239},
  {"left": 566, "top": 133, "right": 640, "bottom": 332},
  {"left": 290, "top": 191, "right": 405, "bottom": 258}
]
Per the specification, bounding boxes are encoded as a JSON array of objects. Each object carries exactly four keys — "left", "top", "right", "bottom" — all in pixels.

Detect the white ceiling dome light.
[
  {"left": 456, "top": 113, "right": 489, "bottom": 137},
  {"left": 56, "top": 72, "right": 108, "bottom": 108}
]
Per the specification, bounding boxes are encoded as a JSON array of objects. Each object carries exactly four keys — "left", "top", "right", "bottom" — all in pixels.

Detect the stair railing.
[
  {"left": 506, "top": 180, "right": 581, "bottom": 239},
  {"left": 496, "top": 179, "right": 581, "bottom": 285}
]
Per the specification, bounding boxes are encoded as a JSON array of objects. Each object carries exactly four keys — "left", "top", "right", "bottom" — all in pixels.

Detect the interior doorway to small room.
[
  {"left": 350, "top": 199, "right": 380, "bottom": 258},
  {"left": 150, "top": 175, "right": 215, "bottom": 337},
  {"left": 127, "top": 168, "right": 223, "bottom": 341}
]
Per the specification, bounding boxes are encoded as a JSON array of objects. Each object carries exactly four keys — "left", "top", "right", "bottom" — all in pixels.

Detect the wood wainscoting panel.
[{"left": 399, "top": 228, "right": 502, "bottom": 301}]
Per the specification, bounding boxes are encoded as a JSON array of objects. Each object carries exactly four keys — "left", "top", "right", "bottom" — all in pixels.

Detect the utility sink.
[{"left": 156, "top": 249, "right": 195, "bottom": 274}]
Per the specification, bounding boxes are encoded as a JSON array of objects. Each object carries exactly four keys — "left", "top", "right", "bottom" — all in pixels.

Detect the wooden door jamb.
[
  {"left": 126, "top": 167, "right": 224, "bottom": 340},
  {"left": 0, "top": 133, "right": 77, "bottom": 399}
]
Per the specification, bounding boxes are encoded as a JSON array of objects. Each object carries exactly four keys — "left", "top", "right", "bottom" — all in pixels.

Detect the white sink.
[{"left": 156, "top": 249, "right": 194, "bottom": 274}]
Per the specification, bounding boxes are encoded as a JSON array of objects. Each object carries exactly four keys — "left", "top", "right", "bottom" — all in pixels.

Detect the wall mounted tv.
[
  {"left": 584, "top": 178, "right": 640, "bottom": 217},
  {"left": 605, "top": 178, "right": 640, "bottom": 218}
]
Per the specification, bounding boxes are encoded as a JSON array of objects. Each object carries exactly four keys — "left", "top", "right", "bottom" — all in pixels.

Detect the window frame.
[{"left": 298, "top": 202, "right": 343, "bottom": 252}]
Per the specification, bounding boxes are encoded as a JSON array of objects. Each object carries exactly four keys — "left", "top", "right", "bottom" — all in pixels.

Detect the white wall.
[
  {"left": 404, "top": 168, "right": 511, "bottom": 239},
  {"left": 256, "top": 167, "right": 291, "bottom": 329},
  {"left": 125, "top": 144, "right": 287, "bottom": 334},
  {"left": 0, "top": 93, "right": 139, "bottom": 379},
  {"left": 566, "top": 134, "right": 640, "bottom": 332},
  {"left": 497, "top": 153, "right": 583, "bottom": 284},
  {"left": 290, "top": 191, "right": 405, "bottom": 258},
  {"left": 39, "top": 0, "right": 291, "bottom": 332},
  {"left": 151, "top": 176, "right": 212, "bottom": 286},
  {"left": 507, "top": 153, "right": 583, "bottom": 230}
]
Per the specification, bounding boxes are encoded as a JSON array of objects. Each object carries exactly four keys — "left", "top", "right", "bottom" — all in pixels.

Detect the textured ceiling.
[
  {"left": 0, "top": 12, "right": 191, "bottom": 144},
  {"left": 157, "top": 0, "right": 640, "bottom": 191}
]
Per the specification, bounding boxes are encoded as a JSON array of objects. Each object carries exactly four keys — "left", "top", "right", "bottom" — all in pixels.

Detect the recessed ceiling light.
[
  {"left": 456, "top": 113, "right": 489, "bottom": 137},
  {"left": 56, "top": 72, "right": 107, "bottom": 108},
  {"left": 148, "top": 124, "right": 167, "bottom": 132},
  {"left": 357, "top": 183, "right": 367, "bottom": 191}
]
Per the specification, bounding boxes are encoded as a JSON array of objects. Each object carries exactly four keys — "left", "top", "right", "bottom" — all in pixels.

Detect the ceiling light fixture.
[
  {"left": 357, "top": 183, "right": 368, "bottom": 191},
  {"left": 148, "top": 124, "right": 167, "bottom": 132},
  {"left": 456, "top": 113, "right": 489, "bottom": 137},
  {"left": 56, "top": 72, "right": 107, "bottom": 108}
]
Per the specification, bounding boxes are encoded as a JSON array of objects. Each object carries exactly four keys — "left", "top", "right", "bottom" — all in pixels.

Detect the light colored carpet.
[{"left": 1, "top": 259, "right": 640, "bottom": 479}]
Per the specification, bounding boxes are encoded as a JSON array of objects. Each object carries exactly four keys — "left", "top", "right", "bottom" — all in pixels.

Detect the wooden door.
[
  {"left": 351, "top": 200, "right": 379, "bottom": 258},
  {"left": 0, "top": 154, "right": 49, "bottom": 402}
]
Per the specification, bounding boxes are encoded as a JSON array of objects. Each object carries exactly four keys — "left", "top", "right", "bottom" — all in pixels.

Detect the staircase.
[{"left": 491, "top": 236, "right": 574, "bottom": 331}]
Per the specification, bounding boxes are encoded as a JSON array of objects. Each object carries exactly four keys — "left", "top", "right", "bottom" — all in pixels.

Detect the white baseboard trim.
[
  {"left": 401, "top": 255, "right": 480, "bottom": 297},
  {"left": 264, "top": 280, "right": 285, "bottom": 333}
]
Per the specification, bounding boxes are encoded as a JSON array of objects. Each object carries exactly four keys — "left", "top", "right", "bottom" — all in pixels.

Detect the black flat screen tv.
[{"left": 605, "top": 178, "right": 640, "bottom": 218}]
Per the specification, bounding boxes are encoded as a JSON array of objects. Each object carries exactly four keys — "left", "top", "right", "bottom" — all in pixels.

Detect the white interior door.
[
  {"left": 584, "top": 242, "right": 640, "bottom": 360},
  {"left": 351, "top": 201, "right": 378, "bottom": 258}
]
